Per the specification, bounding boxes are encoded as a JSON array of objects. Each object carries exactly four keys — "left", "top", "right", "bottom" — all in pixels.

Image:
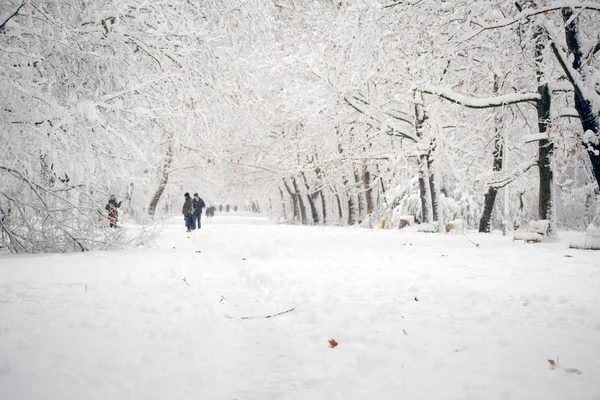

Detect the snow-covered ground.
[{"left": 1, "top": 214, "right": 599, "bottom": 400}]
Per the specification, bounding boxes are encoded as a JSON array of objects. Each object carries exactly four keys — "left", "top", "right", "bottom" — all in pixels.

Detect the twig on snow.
[{"left": 239, "top": 307, "right": 296, "bottom": 320}]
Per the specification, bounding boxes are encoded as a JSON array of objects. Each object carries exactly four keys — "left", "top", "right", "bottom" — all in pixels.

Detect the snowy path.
[{"left": 1, "top": 214, "right": 599, "bottom": 399}]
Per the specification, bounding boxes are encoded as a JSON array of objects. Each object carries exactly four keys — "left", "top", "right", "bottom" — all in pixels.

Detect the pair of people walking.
[{"left": 182, "top": 193, "right": 205, "bottom": 232}]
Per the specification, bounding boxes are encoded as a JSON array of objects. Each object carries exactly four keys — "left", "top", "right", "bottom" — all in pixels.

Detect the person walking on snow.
[
  {"left": 105, "top": 195, "right": 122, "bottom": 228},
  {"left": 192, "top": 193, "right": 205, "bottom": 229},
  {"left": 182, "top": 193, "right": 194, "bottom": 232}
]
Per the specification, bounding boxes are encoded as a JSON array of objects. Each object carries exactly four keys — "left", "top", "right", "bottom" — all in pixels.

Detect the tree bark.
[
  {"left": 148, "top": 134, "right": 174, "bottom": 218},
  {"left": 278, "top": 187, "right": 287, "bottom": 220},
  {"left": 478, "top": 74, "right": 504, "bottom": 233},
  {"left": 292, "top": 177, "right": 307, "bottom": 224},
  {"left": 283, "top": 179, "right": 299, "bottom": 221},
  {"left": 353, "top": 168, "right": 364, "bottom": 223},
  {"left": 427, "top": 141, "right": 439, "bottom": 222},
  {"left": 414, "top": 90, "right": 433, "bottom": 224},
  {"left": 561, "top": 9, "right": 600, "bottom": 189},
  {"left": 362, "top": 163, "right": 374, "bottom": 216},
  {"left": 301, "top": 172, "right": 319, "bottom": 224},
  {"left": 537, "top": 84, "right": 554, "bottom": 235}
]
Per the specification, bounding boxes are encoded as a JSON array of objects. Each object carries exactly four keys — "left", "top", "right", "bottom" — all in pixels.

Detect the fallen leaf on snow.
[
  {"left": 414, "top": 296, "right": 419, "bottom": 302},
  {"left": 441, "top": 254, "right": 448, "bottom": 257},
  {"left": 403, "top": 329, "right": 408, "bottom": 335},
  {"left": 563, "top": 255, "right": 573, "bottom": 258},
  {"left": 173, "top": 247, "right": 176, "bottom": 249},
  {"left": 195, "top": 250, "right": 201, "bottom": 253},
  {"left": 548, "top": 359, "right": 556, "bottom": 369},
  {"left": 242, "top": 257, "right": 246, "bottom": 260},
  {"left": 328, "top": 339, "right": 338, "bottom": 348},
  {"left": 476, "top": 243, "right": 480, "bottom": 247}
]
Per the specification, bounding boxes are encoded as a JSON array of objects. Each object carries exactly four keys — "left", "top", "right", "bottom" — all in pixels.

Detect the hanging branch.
[
  {"left": 421, "top": 86, "right": 540, "bottom": 108},
  {"left": 0, "top": 3, "right": 25, "bottom": 32}
]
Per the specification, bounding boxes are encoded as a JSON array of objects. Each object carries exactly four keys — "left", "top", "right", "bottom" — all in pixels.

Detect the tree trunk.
[
  {"left": 292, "top": 177, "right": 307, "bottom": 224},
  {"left": 278, "top": 187, "right": 287, "bottom": 220},
  {"left": 332, "top": 187, "right": 343, "bottom": 222},
  {"left": 417, "top": 154, "right": 433, "bottom": 224},
  {"left": 427, "top": 141, "right": 439, "bottom": 222},
  {"left": 283, "top": 179, "right": 299, "bottom": 221},
  {"left": 414, "top": 90, "right": 433, "bottom": 224},
  {"left": 561, "top": 9, "right": 600, "bottom": 189},
  {"left": 148, "top": 134, "right": 174, "bottom": 218},
  {"left": 362, "top": 164, "right": 374, "bottom": 216},
  {"left": 353, "top": 168, "right": 364, "bottom": 224},
  {"left": 478, "top": 75, "right": 504, "bottom": 233},
  {"left": 343, "top": 174, "right": 357, "bottom": 225},
  {"left": 537, "top": 84, "right": 555, "bottom": 236},
  {"left": 301, "top": 172, "right": 319, "bottom": 224}
]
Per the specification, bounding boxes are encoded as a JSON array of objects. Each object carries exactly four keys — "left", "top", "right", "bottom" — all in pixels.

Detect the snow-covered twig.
[{"left": 422, "top": 86, "right": 540, "bottom": 108}]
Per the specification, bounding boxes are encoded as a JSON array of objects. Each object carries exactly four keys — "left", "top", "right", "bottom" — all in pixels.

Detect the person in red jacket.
[{"left": 105, "top": 195, "right": 122, "bottom": 228}]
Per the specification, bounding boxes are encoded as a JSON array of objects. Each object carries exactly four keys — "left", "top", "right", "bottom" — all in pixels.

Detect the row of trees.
[{"left": 1, "top": 0, "right": 598, "bottom": 252}]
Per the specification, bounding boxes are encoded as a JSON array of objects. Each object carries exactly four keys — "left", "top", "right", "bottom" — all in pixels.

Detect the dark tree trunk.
[
  {"left": 537, "top": 85, "right": 554, "bottom": 227},
  {"left": 292, "top": 177, "right": 307, "bottom": 224},
  {"left": 478, "top": 75, "right": 504, "bottom": 233},
  {"left": 283, "top": 179, "right": 299, "bottom": 221},
  {"left": 560, "top": 9, "right": 600, "bottom": 188},
  {"left": 479, "top": 187, "right": 499, "bottom": 233},
  {"left": 332, "top": 187, "right": 343, "bottom": 222},
  {"left": 301, "top": 172, "right": 319, "bottom": 224},
  {"left": 314, "top": 166, "right": 327, "bottom": 224},
  {"left": 353, "top": 168, "right": 364, "bottom": 223},
  {"left": 343, "top": 174, "right": 357, "bottom": 225},
  {"left": 148, "top": 135, "right": 174, "bottom": 218},
  {"left": 362, "top": 164, "right": 374, "bottom": 216}
]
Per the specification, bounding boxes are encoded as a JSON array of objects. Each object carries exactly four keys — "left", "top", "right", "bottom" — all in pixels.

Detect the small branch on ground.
[
  {"left": 462, "top": 232, "right": 480, "bottom": 247},
  {"left": 239, "top": 307, "right": 296, "bottom": 320}
]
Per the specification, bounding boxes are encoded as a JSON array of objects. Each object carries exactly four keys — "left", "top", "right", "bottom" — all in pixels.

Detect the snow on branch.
[
  {"left": 460, "top": 2, "right": 600, "bottom": 42},
  {"left": 543, "top": 20, "right": 594, "bottom": 104},
  {"left": 344, "top": 92, "right": 417, "bottom": 142},
  {"left": 476, "top": 159, "right": 538, "bottom": 189},
  {"left": 0, "top": 3, "right": 25, "bottom": 32},
  {"left": 101, "top": 75, "right": 170, "bottom": 102},
  {"left": 421, "top": 86, "right": 540, "bottom": 108}
]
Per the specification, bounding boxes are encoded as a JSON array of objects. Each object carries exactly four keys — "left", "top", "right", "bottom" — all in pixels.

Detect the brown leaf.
[
  {"left": 565, "top": 368, "right": 582, "bottom": 375},
  {"left": 441, "top": 254, "right": 448, "bottom": 257},
  {"left": 195, "top": 250, "right": 202, "bottom": 253},
  {"left": 563, "top": 255, "right": 573, "bottom": 258},
  {"left": 328, "top": 339, "right": 338, "bottom": 348},
  {"left": 242, "top": 257, "right": 246, "bottom": 261},
  {"left": 476, "top": 243, "right": 480, "bottom": 247},
  {"left": 414, "top": 296, "right": 419, "bottom": 302},
  {"left": 548, "top": 359, "right": 556, "bottom": 369}
]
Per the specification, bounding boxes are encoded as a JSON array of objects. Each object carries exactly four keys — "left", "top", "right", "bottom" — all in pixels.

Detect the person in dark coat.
[
  {"left": 182, "top": 193, "right": 194, "bottom": 232},
  {"left": 105, "top": 195, "right": 122, "bottom": 228},
  {"left": 192, "top": 193, "right": 205, "bottom": 229}
]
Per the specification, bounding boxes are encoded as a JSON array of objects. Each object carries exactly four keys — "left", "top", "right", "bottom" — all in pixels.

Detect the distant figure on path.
[
  {"left": 219, "top": 204, "right": 223, "bottom": 212},
  {"left": 192, "top": 193, "right": 205, "bottom": 229},
  {"left": 105, "top": 195, "right": 122, "bottom": 228},
  {"left": 182, "top": 193, "right": 193, "bottom": 232}
]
